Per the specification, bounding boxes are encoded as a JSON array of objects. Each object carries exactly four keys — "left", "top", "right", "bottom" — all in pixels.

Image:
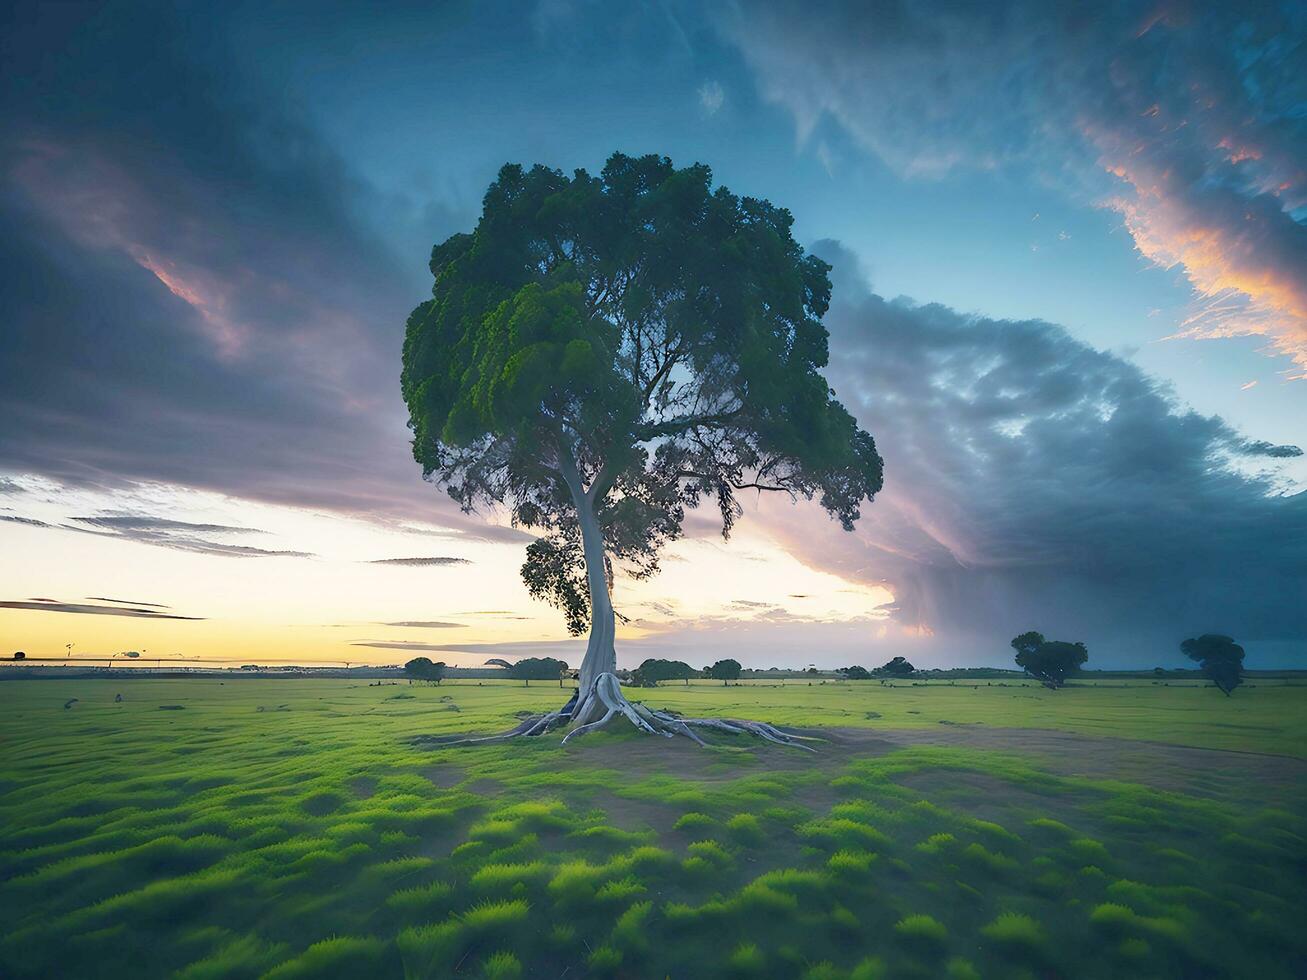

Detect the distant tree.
[
  {"left": 839, "top": 665, "right": 871, "bottom": 680},
  {"left": 805, "top": 667, "right": 819, "bottom": 676},
  {"left": 12, "top": 651, "right": 24, "bottom": 660},
  {"left": 706, "top": 658, "right": 743, "bottom": 685},
  {"left": 400, "top": 152, "right": 882, "bottom": 746},
  {"left": 1153, "top": 667, "right": 1165, "bottom": 677},
  {"left": 1181, "top": 634, "right": 1245, "bottom": 696},
  {"left": 405, "top": 657, "right": 446, "bottom": 685},
  {"left": 631, "top": 658, "right": 695, "bottom": 687},
  {"left": 509, "top": 657, "right": 569, "bottom": 687},
  {"left": 1012, "top": 635, "right": 1087, "bottom": 689},
  {"left": 876, "top": 656, "right": 915, "bottom": 677}
]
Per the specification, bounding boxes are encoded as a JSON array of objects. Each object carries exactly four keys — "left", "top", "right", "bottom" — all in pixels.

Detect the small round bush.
[{"left": 894, "top": 914, "right": 948, "bottom": 947}]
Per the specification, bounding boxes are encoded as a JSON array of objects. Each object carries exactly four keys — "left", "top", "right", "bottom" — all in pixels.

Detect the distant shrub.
[
  {"left": 594, "top": 876, "right": 646, "bottom": 903},
  {"left": 672, "top": 811, "right": 715, "bottom": 832},
  {"left": 175, "top": 935, "right": 289, "bottom": 980},
  {"left": 263, "top": 936, "right": 386, "bottom": 980},
  {"left": 386, "top": 880, "right": 453, "bottom": 917},
  {"left": 587, "top": 944, "right": 623, "bottom": 972},
  {"left": 894, "top": 914, "right": 948, "bottom": 947},
  {"left": 686, "top": 840, "right": 733, "bottom": 867},
  {"left": 980, "top": 912, "right": 1044, "bottom": 953},
  {"left": 469, "top": 861, "right": 549, "bottom": 891},
  {"left": 827, "top": 849, "right": 876, "bottom": 875},
  {"left": 610, "top": 900, "right": 652, "bottom": 953},
  {"left": 481, "top": 950, "right": 522, "bottom": 980},
  {"left": 725, "top": 813, "right": 763, "bottom": 844},
  {"left": 461, "top": 898, "right": 530, "bottom": 935},
  {"left": 729, "top": 942, "right": 766, "bottom": 975}
]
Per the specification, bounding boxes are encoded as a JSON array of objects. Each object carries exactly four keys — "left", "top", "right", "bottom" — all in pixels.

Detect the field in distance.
[{"left": 1, "top": 678, "right": 1304, "bottom": 978}]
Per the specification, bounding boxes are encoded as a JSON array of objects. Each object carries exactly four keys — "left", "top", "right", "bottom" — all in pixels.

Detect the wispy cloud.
[
  {"left": 719, "top": 0, "right": 1307, "bottom": 372},
  {"left": 87, "top": 596, "right": 171, "bottom": 608},
  {"left": 698, "top": 80, "right": 725, "bottom": 116},
  {"left": 68, "top": 514, "right": 313, "bottom": 558},
  {"left": 379, "top": 620, "right": 467, "bottom": 629},
  {"left": 0, "top": 598, "right": 203, "bottom": 620},
  {"left": 367, "top": 556, "right": 470, "bottom": 567},
  {"left": 0, "top": 514, "right": 53, "bottom": 528}
]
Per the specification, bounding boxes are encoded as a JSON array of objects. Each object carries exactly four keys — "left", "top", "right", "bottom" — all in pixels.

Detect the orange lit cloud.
[{"left": 1090, "top": 130, "right": 1307, "bottom": 377}]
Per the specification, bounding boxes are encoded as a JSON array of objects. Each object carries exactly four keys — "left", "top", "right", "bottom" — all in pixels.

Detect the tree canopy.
[
  {"left": 1010, "top": 632, "right": 1045, "bottom": 661},
  {"left": 1012, "top": 634, "right": 1087, "bottom": 689},
  {"left": 839, "top": 665, "right": 872, "bottom": 680},
  {"left": 507, "top": 657, "right": 569, "bottom": 686},
  {"left": 401, "top": 152, "right": 883, "bottom": 636},
  {"left": 630, "top": 658, "right": 695, "bottom": 687},
  {"left": 876, "top": 656, "right": 915, "bottom": 676},
  {"left": 705, "top": 658, "right": 743, "bottom": 684},
  {"left": 404, "top": 657, "right": 446, "bottom": 684},
  {"left": 1180, "top": 634, "right": 1245, "bottom": 696}
]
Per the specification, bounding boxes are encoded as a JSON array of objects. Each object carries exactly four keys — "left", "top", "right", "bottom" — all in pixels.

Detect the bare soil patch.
[{"left": 420, "top": 764, "right": 466, "bottom": 789}]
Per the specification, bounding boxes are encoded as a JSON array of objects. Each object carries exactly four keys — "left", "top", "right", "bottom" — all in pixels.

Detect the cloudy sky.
[{"left": 2, "top": 0, "right": 1304, "bottom": 669}]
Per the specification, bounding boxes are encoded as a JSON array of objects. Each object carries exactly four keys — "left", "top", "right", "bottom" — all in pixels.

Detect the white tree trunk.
[
  {"left": 557, "top": 454, "right": 617, "bottom": 726},
  {"left": 415, "top": 449, "right": 814, "bottom": 749},
  {"left": 575, "top": 490, "right": 616, "bottom": 693}
]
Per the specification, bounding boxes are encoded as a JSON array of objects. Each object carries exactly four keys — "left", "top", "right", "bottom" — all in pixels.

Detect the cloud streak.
[
  {"left": 0, "top": 598, "right": 203, "bottom": 620},
  {"left": 368, "top": 557, "right": 471, "bottom": 567},
  {"left": 67, "top": 514, "right": 313, "bottom": 559}
]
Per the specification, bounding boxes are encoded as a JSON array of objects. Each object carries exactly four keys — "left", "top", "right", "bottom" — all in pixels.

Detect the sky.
[{"left": 2, "top": 0, "right": 1304, "bottom": 670}]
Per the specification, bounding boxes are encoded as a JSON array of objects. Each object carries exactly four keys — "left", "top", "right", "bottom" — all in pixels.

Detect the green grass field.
[{"left": 2, "top": 678, "right": 1304, "bottom": 978}]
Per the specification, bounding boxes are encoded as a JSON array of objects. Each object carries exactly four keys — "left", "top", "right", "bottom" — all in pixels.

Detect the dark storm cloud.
[
  {"left": 0, "top": 3, "right": 484, "bottom": 532},
  {"left": 1243, "top": 441, "right": 1304, "bottom": 459},
  {"left": 367, "top": 557, "right": 472, "bottom": 567},
  {"left": 761, "top": 242, "right": 1307, "bottom": 663},
  {"left": 719, "top": 0, "right": 1307, "bottom": 371},
  {"left": 0, "top": 598, "right": 203, "bottom": 620}
]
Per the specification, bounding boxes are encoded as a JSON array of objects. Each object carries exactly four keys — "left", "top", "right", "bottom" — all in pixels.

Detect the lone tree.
[
  {"left": 405, "top": 657, "right": 446, "bottom": 685},
  {"left": 876, "top": 656, "right": 915, "bottom": 677},
  {"left": 402, "top": 153, "right": 882, "bottom": 746},
  {"left": 1181, "top": 634, "right": 1245, "bottom": 696},
  {"left": 705, "top": 658, "right": 743, "bottom": 686},
  {"left": 1011, "top": 633, "right": 1087, "bottom": 689},
  {"left": 508, "top": 657, "right": 569, "bottom": 688},
  {"left": 839, "top": 665, "right": 871, "bottom": 680}
]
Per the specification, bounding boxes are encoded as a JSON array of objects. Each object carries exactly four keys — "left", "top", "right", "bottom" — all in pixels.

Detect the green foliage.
[
  {"left": 630, "top": 658, "right": 695, "bottom": 687},
  {"left": 505, "top": 657, "right": 568, "bottom": 685},
  {"left": 1180, "top": 634, "right": 1245, "bottom": 695},
  {"left": 400, "top": 152, "right": 883, "bottom": 631},
  {"left": 1, "top": 678, "right": 1305, "bottom": 979},
  {"left": 839, "top": 665, "right": 872, "bottom": 680},
  {"left": 894, "top": 914, "right": 948, "bottom": 947},
  {"left": 980, "top": 912, "right": 1045, "bottom": 953},
  {"left": 403, "top": 657, "right": 446, "bottom": 684},
  {"left": 705, "top": 658, "right": 743, "bottom": 684},
  {"left": 876, "top": 657, "right": 915, "bottom": 676},
  {"left": 1012, "top": 633, "right": 1088, "bottom": 689}
]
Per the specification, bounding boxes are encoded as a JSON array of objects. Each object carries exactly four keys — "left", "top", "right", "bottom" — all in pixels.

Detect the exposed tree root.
[{"left": 418, "top": 671, "right": 816, "bottom": 751}]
